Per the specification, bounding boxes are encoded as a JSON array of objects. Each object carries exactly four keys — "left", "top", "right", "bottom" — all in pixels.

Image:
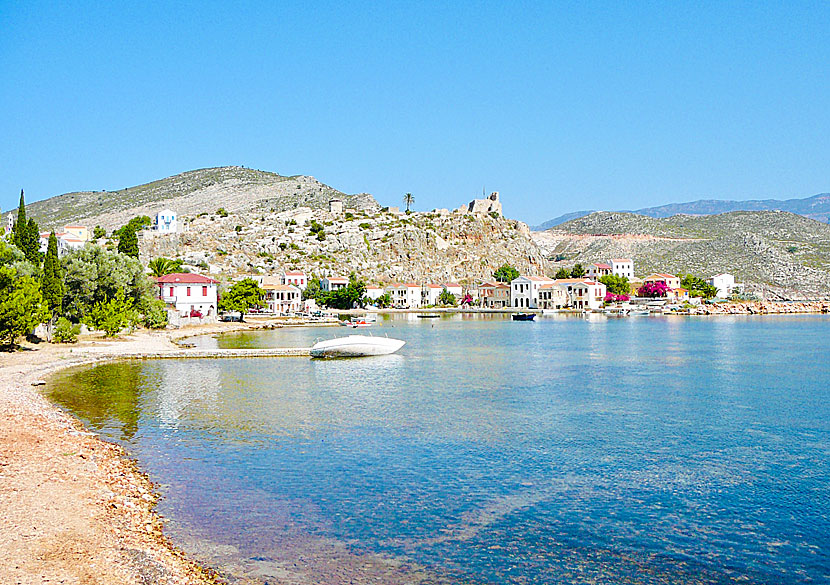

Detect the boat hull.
[{"left": 310, "top": 335, "right": 405, "bottom": 358}]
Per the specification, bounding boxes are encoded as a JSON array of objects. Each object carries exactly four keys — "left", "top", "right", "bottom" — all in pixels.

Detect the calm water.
[{"left": 48, "top": 314, "right": 830, "bottom": 584}]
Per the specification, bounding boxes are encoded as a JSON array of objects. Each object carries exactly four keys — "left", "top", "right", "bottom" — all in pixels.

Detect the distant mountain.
[
  {"left": 531, "top": 210, "right": 595, "bottom": 231},
  {"left": 17, "top": 166, "right": 380, "bottom": 231},
  {"left": 532, "top": 210, "right": 830, "bottom": 299},
  {"left": 532, "top": 193, "right": 830, "bottom": 230}
]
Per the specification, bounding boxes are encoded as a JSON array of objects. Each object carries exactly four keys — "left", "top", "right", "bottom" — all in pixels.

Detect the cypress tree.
[
  {"left": 118, "top": 226, "right": 139, "bottom": 258},
  {"left": 41, "top": 231, "right": 63, "bottom": 317},
  {"left": 12, "top": 189, "right": 26, "bottom": 250}
]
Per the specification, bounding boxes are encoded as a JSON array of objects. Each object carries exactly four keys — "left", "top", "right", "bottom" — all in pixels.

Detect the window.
[
  {"left": 187, "top": 287, "right": 191, "bottom": 296},
  {"left": 202, "top": 286, "right": 207, "bottom": 296},
  {"left": 169, "top": 287, "right": 174, "bottom": 297}
]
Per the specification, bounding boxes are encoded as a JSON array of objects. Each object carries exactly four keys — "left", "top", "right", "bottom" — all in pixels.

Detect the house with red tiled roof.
[
  {"left": 386, "top": 283, "right": 421, "bottom": 308},
  {"left": 550, "top": 278, "right": 607, "bottom": 310},
  {"left": 422, "top": 284, "right": 444, "bottom": 306},
  {"left": 156, "top": 273, "right": 219, "bottom": 318},
  {"left": 321, "top": 276, "right": 349, "bottom": 292},
  {"left": 263, "top": 283, "right": 302, "bottom": 314},
  {"left": 478, "top": 282, "right": 510, "bottom": 308},
  {"left": 281, "top": 270, "right": 307, "bottom": 290},
  {"left": 442, "top": 283, "right": 463, "bottom": 298}
]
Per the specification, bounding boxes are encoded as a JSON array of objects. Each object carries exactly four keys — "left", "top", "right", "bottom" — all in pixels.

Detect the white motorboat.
[{"left": 310, "top": 335, "right": 405, "bottom": 358}]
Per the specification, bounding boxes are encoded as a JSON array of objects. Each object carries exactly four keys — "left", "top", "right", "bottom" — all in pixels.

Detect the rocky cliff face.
[
  {"left": 532, "top": 211, "right": 830, "bottom": 299},
  {"left": 142, "top": 208, "right": 547, "bottom": 285}
]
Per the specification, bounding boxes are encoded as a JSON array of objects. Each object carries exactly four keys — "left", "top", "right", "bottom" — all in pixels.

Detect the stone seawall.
[{"left": 689, "top": 301, "right": 830, "bottom": 315}]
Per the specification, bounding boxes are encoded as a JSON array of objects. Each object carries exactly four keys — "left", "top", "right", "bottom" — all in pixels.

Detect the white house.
[
  {"left": 538, "top": 284, "right": 569, "bottom": 310},
  {"left": 610, "top": 258, "right": 634, "bottom": 279},
  {"left": 422, "top": 284, "right": 444, "bottom": 306},
  {"left": 38, "top": 231, "right": 86, "bottom": 256},
  {"left": 443, "top": 282, "right": 463, "bottom": 299},
  {"left": 156, "top": 273, "right": 218, "bottom": 317},
  {"left": 281, "top": 270, "right": 307, "bottom": 290},
  {"left": 155, "top": 209, "right": 178, "bottom": 234},
  {"left": 707, "top": 273, "right": 742, "bottom": 298},
  {"left": 387, "top": 283, "right": 422, "bottom": 308},
  {"left": 553, "top": 279, "right": 607, "bottom": 310},
  {"left": 586, "top": 263, "right": 613, "bottom": 280},
  {"left": 321, "top": 276, "right": 349, "bottom": 292},
  {"left": 264, "top": 283, "right": 302, "bottom": 314},
  {"left": 365, "top": 285, "right": 384, "bottom": 301},
  {"left": 510, "top": 275, "right": 555, "bottom": 309}
]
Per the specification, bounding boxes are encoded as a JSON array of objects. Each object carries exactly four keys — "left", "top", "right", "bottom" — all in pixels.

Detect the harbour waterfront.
[{"left": 48, "top": 314, "right": 830, "bottom": 584}]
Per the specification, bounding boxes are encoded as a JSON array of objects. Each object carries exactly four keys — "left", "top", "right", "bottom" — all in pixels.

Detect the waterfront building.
[
  {"left": 706, "top": 273, "right": 743, "bottom": 298},
  {"left": 510, "top": 275, "right": 555, "bottom": 309},
  {"left": 442, "top": 283, "right": 463, "bottom": 298},
  {"left": 479, "top": 282, "right": 510, "bottom": 308},
  {"left": 264, "top": 283, "right": 302, "bottom": 314},
  {"left": 644, "top": 273, "right": 681, "bottom": 290},
  {"left": 538, "top": 284, "right": 569, "bottom": 310},
  {"left": 553, "top": 278, "right": 607, "bottom": 310},
  {"left": 387, "top": 283, "right": 422, "bottom": 308},
  {"left": 365, "top": 285, "right": 384, "bottom": 301},
  {"left": 156, "top": 273, "right": 218, "bottom": 317},
  {"left": 38, "top": 231, "right": 86, "bottom": 256},
  {"left": 422, "top": 284, "right": 444, "bottom": 306}
]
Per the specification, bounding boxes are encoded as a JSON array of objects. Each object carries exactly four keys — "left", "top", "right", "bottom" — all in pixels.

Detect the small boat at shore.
[
  {"left": 417, "top": 314, "right": 440, "bottom": 318},
  {"left": 512, "top": 313, "right": 536, "bottom": 321},
  {"left": 311, "top": 335, "right": 405, "bottom": 358}
]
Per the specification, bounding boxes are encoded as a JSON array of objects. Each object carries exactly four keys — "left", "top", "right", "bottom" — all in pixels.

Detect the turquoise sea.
[{"left": 47, "top": 314, "right": 830, "bottom": 584}]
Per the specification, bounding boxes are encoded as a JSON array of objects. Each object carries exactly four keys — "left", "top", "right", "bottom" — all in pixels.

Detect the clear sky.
[{"left": 1, "top": 1, "right": 828, "bottom": 223}]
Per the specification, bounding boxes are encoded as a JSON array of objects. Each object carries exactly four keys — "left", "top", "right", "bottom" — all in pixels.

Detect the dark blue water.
[{"left": 48, "top": 314, "right": 830, "bottom": 584}]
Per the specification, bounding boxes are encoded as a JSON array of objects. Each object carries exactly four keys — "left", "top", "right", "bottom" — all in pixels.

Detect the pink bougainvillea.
[
  {"left": 637, "top": 281, "right": 670, "bottom": 298},
  {"left": 604, "top": 292, "right": 630, "bottom": 303}
]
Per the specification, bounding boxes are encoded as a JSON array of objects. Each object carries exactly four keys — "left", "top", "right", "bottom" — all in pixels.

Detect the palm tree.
[
  {"left": 403, "top": 192, "right": 415, "bottom": 213},
  {"left": 148, "top": 257, "right": 178, "bottom": 277}
]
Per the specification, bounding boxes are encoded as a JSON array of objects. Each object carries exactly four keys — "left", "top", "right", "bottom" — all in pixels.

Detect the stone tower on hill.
[{"left": 463, "top": 192, "right": 502, "bottom": 217}]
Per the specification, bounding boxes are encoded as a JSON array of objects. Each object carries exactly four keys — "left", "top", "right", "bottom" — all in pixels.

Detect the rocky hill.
[
  {"left": 21, "top": 166, "right": 380, "bottom": 232},
  {"left": 533, "top": 211, "right": 830, "bottom": 299},
  {"left": 531, "top": 192, "right": 830, "bottom": 229},
  {"left": 141, "top": 207, "right": 546, "bottom": 285}
]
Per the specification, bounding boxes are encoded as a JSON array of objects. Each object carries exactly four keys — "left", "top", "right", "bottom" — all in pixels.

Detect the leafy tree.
[
  {"left": 140, "top": 297, "right": 169, "bottom": 329},
  {"left": 83, "top": 289, "right": 139, "bottom": 337},
  {"left": 554, "top": 268, "right": 571, "bottom": 279},
  {"left": 680, "top": 274, "right": 718, "bottom": 298},
  {"left": 438, "top": 290, "right": 457, "bottom": 306},
  {"left": 302, "top": 276, "right": 323, "bottom": 301},
  {"left": 61, "top": 245, "right": 154, "bottom": 322},
  {"left": 113, "top": 216, "right": 151, "bottom": 239},
  {"left": 494, "top": 264, "right": 519, "bottom": 283},
  {"left": 0, "top": 240, "right": 24, "bottom": 266},
  {"left": 53, "top": 317, "right": 80, "bottom": 343},
  {"left": 117, "top": 226, "right": 139, "bottom": 258},
  {"left": 92, "top": 225, "right": 106, "bottom": 240},
  {"left": 0, "top": 265, "right": 50, "bottom": 346},
  {"left": 571, "top": 263, "right": 586, "bottom": 278},
  {"left": 219, "top": 278, "right": 265, "bottom": 321},
  {"left": 374, "top": 292, "right": 392, "bottom": 308},
  {"left": 403, "top": 192, "right": 415, "bottom": 213},
  {"left": 637, "top": 281, "right": 670, "bottom": 298},
  {"left": 318, "top": 278, "right": 367, "bottom": 310},
  {"left": 599, "top": 274, "right": 630, "bottom": 296},
  {"left": 148, "top": 257, "right": 184, "bottom": 277},
  {"left": 41, "top": 232, "right": 64, "bottom": 317}
]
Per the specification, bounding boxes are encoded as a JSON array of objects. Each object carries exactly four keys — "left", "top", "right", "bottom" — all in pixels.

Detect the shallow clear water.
[{"left": 48, "top": 314, "right": 830, "bottom": 584}]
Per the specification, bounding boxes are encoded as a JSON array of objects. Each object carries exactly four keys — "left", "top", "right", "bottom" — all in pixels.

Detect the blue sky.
[{"left": 1, "top": 1, "right": 828, "bottom": 223}]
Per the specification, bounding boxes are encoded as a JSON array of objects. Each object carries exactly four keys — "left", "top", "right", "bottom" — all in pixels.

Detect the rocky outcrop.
[{"left": 141, "top": 208, "right": 547, "bottom": 284}]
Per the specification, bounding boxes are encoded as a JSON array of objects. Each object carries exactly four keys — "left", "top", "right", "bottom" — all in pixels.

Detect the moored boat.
[
  {"left": 310, "top": 335, "right": 405, "bottom": 358},
  {"left": 512, "top": 313, "right": 536, "bottom": 321}
]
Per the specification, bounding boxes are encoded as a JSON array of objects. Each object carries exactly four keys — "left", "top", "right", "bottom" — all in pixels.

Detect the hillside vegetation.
[
  {"left": 533, "top": 211, "right": 830, "bottom": 299},
  {"left": 21, "top": 166, "right": 379, "bottom": 231}
]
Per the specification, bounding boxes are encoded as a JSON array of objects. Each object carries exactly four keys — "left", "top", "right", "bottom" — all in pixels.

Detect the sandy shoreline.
[{"left": 1, "top": 307, "right": 828, "bottom": 584}]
